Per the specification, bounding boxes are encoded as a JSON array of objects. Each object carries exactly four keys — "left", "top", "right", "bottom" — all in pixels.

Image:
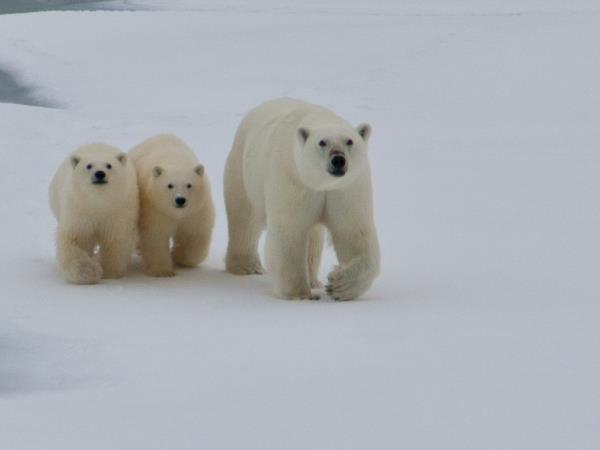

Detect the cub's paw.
[
  {"left": 226, "top": 257, "right": 265, "bottom": 275},
  {"left": 144, "top": 267, "right": 176, "bottom": 278},
  {"left": 173, "top": 259, "right": 200, "bottom": 269},
  {"left": 66, "top": 258, "right": 103, "bottom": 285},
  {"left": 172, "top": 249, "right": 204, "bottom": 268},
  {"left": 102, "top": 268, "right": 127, "bottom": 280},
  {"left": 309, "top": 278, "right": 324, "bottom": 289}
]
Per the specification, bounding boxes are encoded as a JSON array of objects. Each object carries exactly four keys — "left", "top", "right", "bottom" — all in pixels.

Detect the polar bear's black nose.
[
  {"left": 331, "top": 155, "right": 346, "bottom": 169},
  {"left": 94, "top": 170, "right": 106, "bottom": 180},
  {"left": 175, "top": 197, "right": 187, "bottom": 207},
  {"left": 328, "top": 154, "right": 347, "bottom": 177}
]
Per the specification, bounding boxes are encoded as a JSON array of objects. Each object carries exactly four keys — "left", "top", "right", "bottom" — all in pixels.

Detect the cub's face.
[
  {"left": 294, "top": 123, "right": 371, "bottom": 191},
  {"left": 146, "top": 164, "right": 205, "bottom": 217},
  {"left": 70, "top": 150, "right": 129, "bottom": 194}
]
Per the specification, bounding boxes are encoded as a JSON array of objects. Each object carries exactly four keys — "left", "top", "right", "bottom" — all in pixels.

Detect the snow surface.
[{"left": 1, "top": 2, "right": 600, "bottom": 449}]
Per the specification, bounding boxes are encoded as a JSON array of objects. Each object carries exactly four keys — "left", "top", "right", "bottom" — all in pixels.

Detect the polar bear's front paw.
[
  {"left": 144, "top": 266, "right": 176, "bottom": 277},
  {"left": 66, "top": 258, "right": 103, "bottom": 285},
  {"left": 326, "top": 262, "right": 371, "bottom": 301}
]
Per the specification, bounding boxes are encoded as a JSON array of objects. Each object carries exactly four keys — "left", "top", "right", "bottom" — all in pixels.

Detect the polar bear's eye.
[
  {"left": 346, "top": 139, "right": 353, "bottom": 146},
  {"left": 319, "top": 140, "right": 327, "bottom": 147},
  {"left": 106, "top": 163, "right": 112, "bottom": 170},
  {"left": 186, "top": 183, "right": 192, "bottom": 189},
  {"left": 167, "top": 184, "right": 174, "bottom": 189},
  {"left": 86, "top": 164, "right": 93, "bottom": 170}
]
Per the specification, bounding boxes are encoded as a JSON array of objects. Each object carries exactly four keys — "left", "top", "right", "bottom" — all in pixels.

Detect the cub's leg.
[
  {"left": 99, "top": 225, "right": 135, "bottom": 279},
  {"left": 56, "top": 227, "right": 102, "bottom": 284},
  {"left": 139, "top": 217, "right": 175, "bottom": 277},
  {"left": 173, "top": 215, "right": 213, "bottom": 268}
]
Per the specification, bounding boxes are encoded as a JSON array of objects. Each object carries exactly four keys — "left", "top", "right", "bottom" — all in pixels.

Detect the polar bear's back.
[
  {"left": 240, "top": 98, "right": 341, "bottom": 136},
  {"left": 130, "top": 134, "right": 198, "bottom": 182},
  {"left": 49, "top": 158, "right": 71, "bottom": 219}
]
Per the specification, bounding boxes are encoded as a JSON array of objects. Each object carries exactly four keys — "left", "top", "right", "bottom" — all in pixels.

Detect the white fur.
[
  {"left": 130, "top": 134, "right": 215, "bottom": 277},
  {"left": 224, "top": 98, "right": 380, "bottom": 300},
  {"left": 49, "top": 143, "right": 138, "bottom": 284}
]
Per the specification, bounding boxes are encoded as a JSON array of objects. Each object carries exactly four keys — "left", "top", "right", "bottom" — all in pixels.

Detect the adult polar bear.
[{"left": 224, "top": 98, "right": 380, "bottom": 300}]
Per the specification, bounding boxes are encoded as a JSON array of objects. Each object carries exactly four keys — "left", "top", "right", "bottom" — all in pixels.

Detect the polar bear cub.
[
  {"left": 49, "top": 143, "right": 138, "bottom": 284},
  {"left": 130, "top": 134, "right": 215, "bottom": 277},
  {"left": 224, "top": 98, "right": 380, "bottom": 300}
]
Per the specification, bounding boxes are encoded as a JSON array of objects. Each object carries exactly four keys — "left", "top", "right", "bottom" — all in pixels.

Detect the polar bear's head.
[
  {"left": 69, "top": 144, "right": 129, "bottom": 194},
  {"left": 294, "top": 123, "right": 371, "bottom": 190},
  {"left": 145, "top": 164, "right": 207, "bottom": 217}
]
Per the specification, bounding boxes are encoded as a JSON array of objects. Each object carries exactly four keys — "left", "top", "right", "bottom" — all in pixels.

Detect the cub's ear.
[
  {"left": 152, "top": 166, "right": 163, "bottom": 178},
  {"left": 194, "top": 164, "right": 204, "bottom": 177},
  {"left": 297, "top": 127, "right": 310, "bottom": 144},
  {"left": 70, "top": 156, "right": 80, "bottom": 168},
  {"left": 117, "top": 153, "right": 127, "bottom": 164},
  {"left": 356, "top": 123, "right": 372, "bottom": 143}
]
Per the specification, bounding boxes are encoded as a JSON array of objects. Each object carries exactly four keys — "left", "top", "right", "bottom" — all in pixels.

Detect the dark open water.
[{"left": 0, "top": 1, "right": 137, "bottom": 106}]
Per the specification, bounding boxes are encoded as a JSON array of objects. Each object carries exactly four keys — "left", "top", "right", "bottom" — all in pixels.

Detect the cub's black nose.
[
  {"left": 175, "top": 197, "right": 187, "bottom": 207},
  {"left": 331, "top": 155, "right": 346, "bottom": 169},
  {"left": 94, "top": 170, "right": 106, "bottom": 180}
]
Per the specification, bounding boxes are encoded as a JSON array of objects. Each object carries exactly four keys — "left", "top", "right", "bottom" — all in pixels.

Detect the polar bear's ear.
[
  {"left": 152, "top": 166, "right": 163, "bottom": 178},
  {"left": 117, "top": 153, "right": 127, "bottom": 165},
  {"left": 297, "top": 127, "right": 310, "bottom": 144},
  {"left": 70, "top": 156, "right": 80, "bottom": 168},
  {"left": 356, "top": 123, "right": 372, "bottom": 143},
  {"left": 194, "top": 164, "right": 205, "bottom": 177}
]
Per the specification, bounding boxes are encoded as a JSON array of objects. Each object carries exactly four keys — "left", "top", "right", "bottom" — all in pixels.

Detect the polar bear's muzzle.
[
  {"left": 92, "top": 170, "right": 108, "bottom": 185},
  {"left": 328, "top": 151, "right": 347, "bottom": 177},
  {"left": 174, "top": 196, "right": 187, "bottom": 208}
]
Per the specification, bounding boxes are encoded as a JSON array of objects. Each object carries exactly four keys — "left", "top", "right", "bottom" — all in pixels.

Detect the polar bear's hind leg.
[
  {"left": 224, "top": 137, "right": 265, "bottom": 275},
  {"left": 225, "top": 212, "right": 265, "bottom": 275}
]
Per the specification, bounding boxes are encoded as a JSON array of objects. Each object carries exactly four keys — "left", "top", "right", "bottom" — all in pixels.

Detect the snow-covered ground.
[{"left": 1, "top": 2, "right": 599, "bottom": 449}]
